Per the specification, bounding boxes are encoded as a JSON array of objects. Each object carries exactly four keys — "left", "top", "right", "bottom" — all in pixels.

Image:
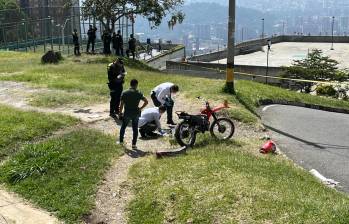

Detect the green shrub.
[{"left": 316, "top": 85, "right": 337, "bottom": 97}]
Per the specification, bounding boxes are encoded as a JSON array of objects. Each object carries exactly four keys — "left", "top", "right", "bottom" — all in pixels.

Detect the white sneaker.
[{"left": 116, "top": 141, "right": 124, "bottom": 146}]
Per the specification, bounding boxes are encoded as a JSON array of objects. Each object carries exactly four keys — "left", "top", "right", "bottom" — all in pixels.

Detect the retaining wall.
[
  {"left": 146, "top": 45, "right": 185, "bottom": 70},
  {"left": 166, "top": 61, "right": 283, "bottom": 84},
  {"left": 188, "top": 35, "right": 349, "bottom": 62}
]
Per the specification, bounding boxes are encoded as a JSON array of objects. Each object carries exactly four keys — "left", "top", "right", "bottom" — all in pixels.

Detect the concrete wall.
[
  {"left": 146, "top": 46, "right": 185, "bottom": 70},
  {"left": 166, "top": 61, "right": 283, "bottom": 84},
  {"left": 188, "top": 35, "right": 349, "bottom": 62}
]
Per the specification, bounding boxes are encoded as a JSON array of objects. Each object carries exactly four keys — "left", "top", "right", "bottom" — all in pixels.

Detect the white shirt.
[
  {"left": 152, "top": 82, "right": 174, "bottom": 104},
  {"left": 138, "top": 107, "right": 162, "bottom": 130}
]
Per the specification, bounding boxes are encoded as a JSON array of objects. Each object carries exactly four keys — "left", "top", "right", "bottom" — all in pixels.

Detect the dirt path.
[{"left": 0, "top": 81, "right": 185, "bottom": 224}]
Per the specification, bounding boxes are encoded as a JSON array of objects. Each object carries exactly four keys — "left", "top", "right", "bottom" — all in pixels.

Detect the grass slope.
[
  {"left": 1, "top": 52, "right": 348, "bottom": 123},
  {"left": 0, "top": 129, "right": 123, "bottom": 223},
  {"left": 0, "top": 104, "right": 78, "bottom": 159},
  {"left": 235, "top": 80, "right": 349, "bottom": 115},
  {"left": 129, "top": 137, "right": 349, "bottom": 224}
]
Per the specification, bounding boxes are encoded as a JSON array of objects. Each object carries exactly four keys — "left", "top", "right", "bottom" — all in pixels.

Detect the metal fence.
[{"left": 0, "top": 6, "right": 133, "bottom": 55}]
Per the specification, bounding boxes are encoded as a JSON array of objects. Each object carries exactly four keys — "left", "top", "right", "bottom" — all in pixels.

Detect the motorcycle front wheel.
[
  {"left": 210, "top": 118, "right": 235, "bottom": 140},
  {"left": 174, "top": 121, "right": 197, "bottom": 147}
]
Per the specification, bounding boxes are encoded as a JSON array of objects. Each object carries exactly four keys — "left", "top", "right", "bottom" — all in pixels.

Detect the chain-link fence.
[{"left": 0, "top": 6, "right": 133, "bottom": 55}]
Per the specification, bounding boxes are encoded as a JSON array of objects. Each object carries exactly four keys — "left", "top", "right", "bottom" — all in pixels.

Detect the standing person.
[
  {"left": 115, "top": 30, "right": 123, "bottom": 56},
  {"left": 138, "top": 106, "right": 167, "bottom": 138},
  {"left": 108, "top": 58, "right": 126, "bottom": 118},
  {"left": 112, "top": 32, "right": 118, "bottom": 55},
  {"left": 127, "top": 34, "right": 136, "bottom": 60},
  {"left": 86, "top": 25, "right": 97, "bottom": 53},
  {"left": 102, "top": 29, "right": 112, "bottom": 55},
  {"left": 119, "top": 79, "right": 148, "bottom": 149},
  {"left": 151, "top": 82, "right": 179, "bottom": 125},
  {"left": 72, "top": 29, "right": 80, "bottom": 56},
  {"left": 158, "top": 42, "right": 162, "bottom": 53}
]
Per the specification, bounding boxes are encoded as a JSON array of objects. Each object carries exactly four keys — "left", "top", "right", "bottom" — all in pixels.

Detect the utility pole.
[
  {"left": 331, "top": 16, "right": 335, "bottom": 50},
  {"left": 225, "top": 0, "right": 235, "bottom": 93},
  {"left": 266, "top": 39, "right": 271, "bottom": 84},
  {"left": 262, "top": 18, "right": 265, "bottom": 39}
]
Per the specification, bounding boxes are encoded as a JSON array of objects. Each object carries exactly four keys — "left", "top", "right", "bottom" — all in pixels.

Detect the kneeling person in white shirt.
[{"left": 139, "top": 106, "right": 167, "bottom": 138}]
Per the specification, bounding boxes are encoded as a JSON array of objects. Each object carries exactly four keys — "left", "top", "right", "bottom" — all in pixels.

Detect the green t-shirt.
[{"left": 121, "top": 88, "right": 145, "bottom": 118}]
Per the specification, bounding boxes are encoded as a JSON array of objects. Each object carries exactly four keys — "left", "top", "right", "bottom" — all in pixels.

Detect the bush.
[
  {"left": 316, "top": 85, "right": 337, "bottom": 97},
  {"left": 41, "top": 51, "right": 63, "bottom": 64}
]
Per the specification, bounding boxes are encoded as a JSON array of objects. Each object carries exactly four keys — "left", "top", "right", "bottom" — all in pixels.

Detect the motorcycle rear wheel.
[{"left": 174, "top": 121, "right": 197, "bottom": 147}]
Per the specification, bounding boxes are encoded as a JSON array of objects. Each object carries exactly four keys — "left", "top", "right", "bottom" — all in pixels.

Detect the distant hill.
[{"left": 135, "top": 2, "right": 276, "bottom": 40}]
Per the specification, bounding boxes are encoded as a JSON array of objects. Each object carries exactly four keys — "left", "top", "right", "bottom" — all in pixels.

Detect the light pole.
[
  {"left": 265, "top": 39, "right": 272, "bottom": 84},
  {"left": 21, "top": 19, "right": 28, "bottom": 52},
  {"left": 261, "top": 18, "right": 265, "bottom": 39},
  {"left": 331, "top": 16, "right": 335, "bottom": 50},
  {"left": 50, "top": 18, "right": 54, "bottom": 50},
  {"left": 61, "top": 18, "right": 70, "bottom": 53},
  {"left": 241, "top": 27, "right": 244, "bottom": 42},
  {"left": 225, "top": 0, "right": 236, "bottom": 93}
]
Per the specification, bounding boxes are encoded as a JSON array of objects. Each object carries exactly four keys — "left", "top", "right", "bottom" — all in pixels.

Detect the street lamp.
[
  {"left": 21, "top": 19, "right": 28, "bottom": 52},
  {"left": 50, "top": 18, "right": 54, "bottom": 50},
  {"left": 261, "top": 18, "right": 265, "bottom": 39},
  {"left": 225, "top": 0, "right": 236, "bottom": 93},
  {"left": 265, "top": 39, "right": 272, "bottom": 84},
  {"left": 331, "top": 16, "right": 335, "bottom": 50},
  {"left": 61, "top": 18, "right": 70, "bottom": 53}
]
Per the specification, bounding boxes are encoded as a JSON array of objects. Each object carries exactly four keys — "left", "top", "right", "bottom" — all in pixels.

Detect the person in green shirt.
[{"left": 119, "top": 79, "right": 148, "bottom": 149}]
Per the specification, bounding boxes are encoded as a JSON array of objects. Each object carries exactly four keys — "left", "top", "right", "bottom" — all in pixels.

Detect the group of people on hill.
[
  {"left": 107, "top": 58, "right": 179, "bottom": 149},
  {"left": 72, "top": 26, "right": 137, "bottom": 59}
]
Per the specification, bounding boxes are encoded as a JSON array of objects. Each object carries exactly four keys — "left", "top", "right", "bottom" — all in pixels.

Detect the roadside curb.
[{"left": 259, "top": 99, "right": 349, "bottom": 115}]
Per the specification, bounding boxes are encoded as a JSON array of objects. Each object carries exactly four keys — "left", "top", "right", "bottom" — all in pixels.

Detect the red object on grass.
[{"left": 260, "top": 140, "right": 277, "bottom": 154}]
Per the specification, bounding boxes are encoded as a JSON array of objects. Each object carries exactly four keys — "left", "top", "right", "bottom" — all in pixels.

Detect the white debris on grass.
[{"left": 310, "top": 169, "right": 340, "bottom": 188}]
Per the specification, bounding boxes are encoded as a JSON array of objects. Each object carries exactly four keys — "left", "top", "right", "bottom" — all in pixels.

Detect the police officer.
[
  {"left": 112, "top": 30, "right": 123, "bottom": 56},
  {"left": 72, "top": 29, "right": 80, "bottom": 56},
  {"left": 108, "top": 58, "right": 126, "bottom": 118},
  {"left": 86, "top": 25, "right": 97, "bottom": 53},
  {"left": 102, "top": 29, "right": 112, "bottom": 55},
  {"left": 127, "top": 34, "right": 136, "bottom": 60}
]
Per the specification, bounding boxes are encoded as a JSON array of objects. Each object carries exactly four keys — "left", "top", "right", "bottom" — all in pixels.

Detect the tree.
[
  {"left": 282, "top": 49, "right": 349, "bottom": 93},
  {"left": 0, "top": 0, "right": 23, "bottom": 44},
  {"left": 76, "top": 0, "right": 184, "bottom": 31}
]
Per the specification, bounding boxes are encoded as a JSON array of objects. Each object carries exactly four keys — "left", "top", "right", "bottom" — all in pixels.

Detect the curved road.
[{"left": 261, "top": 105, "right": 349, "bottom": 193}]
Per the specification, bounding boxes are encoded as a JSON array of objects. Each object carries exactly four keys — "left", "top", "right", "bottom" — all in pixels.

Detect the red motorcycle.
[{"left": 174, "top": 97, "right": 235, "bottom": 147}]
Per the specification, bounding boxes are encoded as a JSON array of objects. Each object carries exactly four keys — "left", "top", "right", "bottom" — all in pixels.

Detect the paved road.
[{"left": 261, "top": 105, "right": 349, "bottom": 193}]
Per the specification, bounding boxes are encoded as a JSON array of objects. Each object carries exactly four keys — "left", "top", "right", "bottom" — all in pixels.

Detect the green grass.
[
  {"left": 0, "top": 129, "right": 123, "bottom": 223},
  {"left": 1, "top": 51, "right": 348, "bottom": 124},
  {"left": 129, "top": 136, "right": 349, "bottom": 224},
  {"left": 0, "top": 104, "right": 78, "bottom": 159},
  {"left": 235, "top": 80, "right": 349, "bottom": 115}
]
